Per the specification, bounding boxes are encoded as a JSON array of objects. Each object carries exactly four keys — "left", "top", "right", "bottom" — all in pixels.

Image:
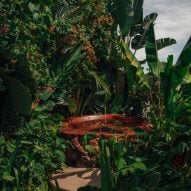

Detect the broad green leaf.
[
  {"left": 40, "top": 90, "right": 55, "bottom": 101},
  {"left": 131, "top": 34, "right": 145, "bottom": 50},
  {"left": 133, "top": 0, "right": 144, "bottom": 24},
  {"left": 28, "top": 2, "right": 35, "bottom": 12},
  {"left": 156, "top": 38, "right": 176, "bottom": 51},
  {"left": 171, "top": 46, "right": 191, "bottom": 89},
  {"left": 2, "top": 173, "right": 15, "bottom": 181},
  {"left": 120, "top": 40, "right": 149, "bottom": 88},
  {"left": 117, "top": 158, "right": 128, "bottom": 175},
  {"left": 160, "top": 55, "right": 174, "bottom": 103},
  {"left": 110, "top": 0, "right": 133, "bottom": 36},
  {"left": 132, "top": 161, "right": 147, "bottom": 171},
  {"left": 7, "top": 142, "right": 16, "bottom": 153},
  {"left": 183, "top": 72, "right": 191, "bottom": 83},
  {"left": 176, "top": 36, "right": 191, "bottom": 65},
  {"left": 82, "top": 134, "right": 97, "bottom": 145},
  {"left": 144, "top": 13, "right": 158, "bottom": 27},
  {"left": 145, "top": 23, "right": 161, "bottom": 77},
  {"left": 131, "top": 13, "right": 158, "bottom": 50},
  {"left": 110, "top": 0, "right": 143, "bottom": 36},
  {"left": 84, "top": 145, "right": 97, "bottom": 155},
  {"left": 35, "top": 100, "right": 55, "bottom": 112}
]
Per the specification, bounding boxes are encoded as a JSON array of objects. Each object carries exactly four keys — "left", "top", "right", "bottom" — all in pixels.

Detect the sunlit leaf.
[
  {"left": 2, "top": 173, "right": 15, "bottom": 181},
  {"left": 28, "top": 2, "right": 35, "bottom": 12}
]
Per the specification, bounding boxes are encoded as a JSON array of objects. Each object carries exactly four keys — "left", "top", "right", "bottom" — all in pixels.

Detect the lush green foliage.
[
  {"left": 98, "top": 135, "right": 191, "bottom": 191},
  {"left": 0, "top": 117, "right": 66, "bottom": 190},
  {"left": 95, "top": 0, "right": 191, "bottom": 190},
  {"left": 0, "top": 0, "right": 190, "bottom": 190},
  {"left": 0, "top": 0, "right": 56, "bottom": 128},
  {"left": 0, "top": 0, "right": 115, "bottom": 190}
]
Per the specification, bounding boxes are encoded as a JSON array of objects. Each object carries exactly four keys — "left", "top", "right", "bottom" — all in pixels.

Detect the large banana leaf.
[
  {"left": 120, "top": 40, "right": 149, "bottom": 88},
  {"left": 132, "top": 37, "right": 176, "bottom": 52},
  {"left": 143, "top": 13, "right": 158, "bottom": 27},
  {"left": 156, "top": 38, "right": 176, "bottom": 51},
  {"left": 183, "top": 72, "right": 191, "bottom": 84},
  {"left": 161, "top": 39, "right": 191, "bottom": 103},
  {"left": 171, "top": 46, "right": 191, "bottom": 89},
  {"left": 131, "top": 13, "right": 158, "bottom": 51},
  {"left": 176, "top": 36, "right": 191, "bottom": 65},
  {"left": 160, "top": 55, "right": 174, "bottom": 104},
  {"left": 110, "top": 0, "right": 144, "bottom": 37},
  {"left": 131, "top": 13, "right": 176, "bottom": 52},
  {"left": 175, "top": 36, "right": 191, "bottom": 85},
  {"left": 131, "top": 34, "right": 145, "bottom": 50},
  {"left": 133, "top": 0, "right": 144, "bottom": 24},
  {"left": 145, "top": 23, "right": 162, "bottom": 77}
]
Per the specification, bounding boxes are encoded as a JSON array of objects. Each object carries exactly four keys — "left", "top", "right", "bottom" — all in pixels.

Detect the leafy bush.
[
  {"left": 55, "top": 0, "right": 115, "bottom": 64},
  {"left": 0, "top": 0, "right": 56, "bottom": 129},
  {"left": 0, "top": 0, "right": 190, "bottom": 190},
  {"left": 0, "top": 111, "right": 66, "bottom": 190},
  {"left": 98, "top": 136, "right": 191, "bottom": 191}
]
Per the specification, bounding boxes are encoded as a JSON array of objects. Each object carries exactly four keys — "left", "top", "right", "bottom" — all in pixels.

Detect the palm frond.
[{"left": 85, "top": 62, "right": 111, "bottom": 100}]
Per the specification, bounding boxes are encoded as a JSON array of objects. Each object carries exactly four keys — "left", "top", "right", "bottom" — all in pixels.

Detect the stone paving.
[{"left": 50, "top": 167, "right": 101, "bottom": 191}]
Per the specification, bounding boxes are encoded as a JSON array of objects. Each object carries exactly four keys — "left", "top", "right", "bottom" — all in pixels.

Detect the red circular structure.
[
  {"left": 60, "top": 114, "right": 152, "bottom": 139},
  {"left": 60, "top": 114, "right": 152, "bottom": 167}
]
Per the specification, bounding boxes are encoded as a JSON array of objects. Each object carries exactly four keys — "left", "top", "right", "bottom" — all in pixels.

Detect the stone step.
[{"left": 50, "top": 167, "right": 101, "bottom": 191}]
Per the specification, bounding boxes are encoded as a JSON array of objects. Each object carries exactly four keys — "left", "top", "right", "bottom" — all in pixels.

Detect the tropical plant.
[
  {"left": 97, "top": 134, "right": 191, "bottom": 191},
  {"left": 0, "top": 0, "right": 57, "bottom": 131},
  {"left": 54, "top": 0, "right": 115, "bottom": 64},
  {"left": 144, "top": 18, "right": 191, "bottom": 137},
  {"left": 104, "top": 0, "right": 177, "bottom": 113},
  {"left": 94, "top": 1, "right": 191, "bottom": 190},
  {"left": 0, "top": 114, "right": 66, "bottom": 191}
]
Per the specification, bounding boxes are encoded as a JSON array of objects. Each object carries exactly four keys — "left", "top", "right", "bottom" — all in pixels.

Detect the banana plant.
[
  {"left": 144, "top": 18, "right": 191, "bottom": 137},
  {"left": 120, "top": 40, "right": 149, "bottom": 89},
  {"left": 109, "top": 0, "right": 144, "bottom": 38},
  {"left": 131, "top": 13, "right": 176, "bottom": 52},
  {"left": 107, "top": 1, "right": 177, "bottom": 113},
  {"left": 176, "top": 36, "right": 191, "bottom": 85}
]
